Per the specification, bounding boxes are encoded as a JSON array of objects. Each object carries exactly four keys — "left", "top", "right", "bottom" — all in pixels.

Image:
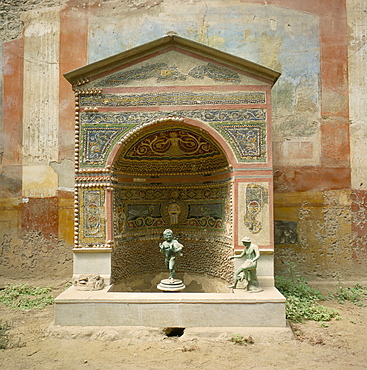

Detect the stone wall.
[
  {"left": 0, "top": 0, "right": 366, "bottom": 280},
  {"left": 347, "top": 0, "right": 367, "bottom": 278}
]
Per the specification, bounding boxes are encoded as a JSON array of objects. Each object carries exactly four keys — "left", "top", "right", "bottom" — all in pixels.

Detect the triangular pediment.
[{"left": 64, "top": 34, "right": 280, "bottom": 88}]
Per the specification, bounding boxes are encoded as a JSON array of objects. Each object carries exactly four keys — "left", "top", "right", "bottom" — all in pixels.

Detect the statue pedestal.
[{"left": 157, "top": 278, "right": 186, "bottom": 292}]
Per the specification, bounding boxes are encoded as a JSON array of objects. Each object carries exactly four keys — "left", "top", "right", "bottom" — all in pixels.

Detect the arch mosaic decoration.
[
  {"left": 79, "top": 107, "right": 267, "bottom": 168},
  {"left": 112, "top": 122, "right": 229, "bottom": 176}
]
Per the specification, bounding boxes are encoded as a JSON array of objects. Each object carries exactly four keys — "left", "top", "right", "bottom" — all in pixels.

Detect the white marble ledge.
[{"left": 55, "top": 286, "right": 285, "bottom": 304}]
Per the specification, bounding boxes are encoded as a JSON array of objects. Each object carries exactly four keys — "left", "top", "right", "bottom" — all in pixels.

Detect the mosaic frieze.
[
  {"left": 80, "top": 189, "right": 106, "bottom": 245},
  {"left": 95, "top": 62, "right": 240, "bottom": 87},
  {"left": 189, "top": 109, "right": 266, "bottom": 122},
  {"left": 244, "top": 184, "right": 269, "bottom": 234},
  {"left": 182, "top": 203, "right": 223, "bottom": 229},
  {"left": 80, "top": 109, "right": 266, "bottom": 125},
  {"left": 127, "top": 203, "right": 164, "bottom": 229},
  {"left": 79, "top": 91, "right": 266, "bottom": 107},
  {"left": 117, "top": 186, "right": 227, "bottom": 201},
  {"left": 188, "top": 63, "right": 240, "bottom": 83},
  {"left": 114, "top": 183, "right": 231, "bottom": 234}
]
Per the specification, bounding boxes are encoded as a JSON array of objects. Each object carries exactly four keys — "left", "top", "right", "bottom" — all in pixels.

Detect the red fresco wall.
[{"left": 1, "top": 0, "right": 365, "bottom": 280}]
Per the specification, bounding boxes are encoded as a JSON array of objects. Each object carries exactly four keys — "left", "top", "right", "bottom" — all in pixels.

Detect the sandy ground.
[{"left": 1, "top": 278, "right": 367, "bottom": 370}]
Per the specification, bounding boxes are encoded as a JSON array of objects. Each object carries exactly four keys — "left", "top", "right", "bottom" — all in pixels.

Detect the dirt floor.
[{"left": 1, "top": 278, "right": 367, "bottom": 370}]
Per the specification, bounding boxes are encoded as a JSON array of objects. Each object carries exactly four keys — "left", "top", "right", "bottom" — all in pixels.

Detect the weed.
[
  {"left": 276, "top": 262, "right": 338, "bottom": 323},
  {"left": 230, "top": 334, "right": 254, "bottom": 345},
  {"left": 331, "top": 275, "right": 367, "bottom": 306},
  {"left": 285, "top": 296, "right": 338, "bottom": 323},
  {"left": 0, "top": 320, "right": 10, "bottom": 349},
  {"left": 275, "top": 262, "right": 325, "bottom": 301},
  {"left": 0, "top": 284, "right": 54, "bottom": 310}
]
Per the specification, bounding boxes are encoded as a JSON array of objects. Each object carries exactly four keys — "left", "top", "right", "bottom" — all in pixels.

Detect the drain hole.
[{"left": 164, "top": 327, "right": 185, "bottom": 337}]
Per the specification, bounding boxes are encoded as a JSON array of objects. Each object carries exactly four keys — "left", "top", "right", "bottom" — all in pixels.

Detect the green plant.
[
  {"left": 331, "top": 277, "right": 367, "bottom": 306},
  {"left": 0, "top": 284, "right": 54, "bottom": 310},
  {"left": 275, "top": 262, "right": 325, "bottom": 301},
  {"left": 0, "top": 320, "right": 10, "bottom": 349},
  {"left": 230, "top": 334, "right": 254, "bottom": 345},
  {"left": 285, "top": 296, "right": 338, "bottom": 323},
  {"left": 276, "top": 262, "right": 338, "bottom": 323}
]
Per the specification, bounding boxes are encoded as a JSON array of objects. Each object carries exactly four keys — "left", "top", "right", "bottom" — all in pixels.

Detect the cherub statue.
[
  {"left": 159, "top": 229, "right": 183, "bottom": 281},
  {"left": 228, "top": 236, "right": 262, "bottom": 292}
]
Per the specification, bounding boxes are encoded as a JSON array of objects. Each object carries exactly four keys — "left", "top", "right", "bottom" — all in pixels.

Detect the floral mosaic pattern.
[
  {"left": 212, "top": 122, "right": 267, "bottom": 162},
  {"left": 188, "top": 63, "right": 240, "bottom": 83}
]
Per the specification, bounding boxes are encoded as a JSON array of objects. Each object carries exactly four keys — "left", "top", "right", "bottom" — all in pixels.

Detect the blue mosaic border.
[
  {"left": 79, "top": 91, "right": 266, "bottom": 107},
  {"left": 80, "top": 109, "right": 266, "bottom": 124}
]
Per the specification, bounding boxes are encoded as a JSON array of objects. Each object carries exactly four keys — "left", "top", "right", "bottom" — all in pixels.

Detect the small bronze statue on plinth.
[
  {"left": 157, "top": 229, "right": 185, "bottom": 292},
  {"left": 228, "top": 236, "right": 263, "bottom": 293}
]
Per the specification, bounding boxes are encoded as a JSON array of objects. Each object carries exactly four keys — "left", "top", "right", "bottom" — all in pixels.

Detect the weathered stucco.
[
  {"left": 274, "top": 190, "right": 359, "bottom": 278},
  {"left": 0, "top": 0, "right": 365, "bottom": 280}
]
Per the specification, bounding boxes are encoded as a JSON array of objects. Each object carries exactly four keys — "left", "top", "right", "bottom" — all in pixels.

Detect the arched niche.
[{"left": 110, "top": 119, "right": 234, "bottom": 291}]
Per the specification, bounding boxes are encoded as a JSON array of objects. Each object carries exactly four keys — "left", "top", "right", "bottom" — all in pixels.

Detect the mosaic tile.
[
  {"left": 94, "top": 62, "right": 240, "bottom": 87},
  {"left": 214, "top": 122, "right": 267, "bottom": 162},
  {"left": 79, "top": 108, "right": 267, "bottom": 167},
  {"left": 125, "top": 128, "right": 221, "bottom": 160},
  {"left": 114, "top": 183, "right": 231, "bottom": 233},
  {"left": 112, "top": 123, "right": 229, "bottom": 176},
  {"left": 188, "top": 63, "right": 240, "bottom": 83},
  {"left": 80, "top": 109, "right": 266, "bottom": 124},
  {"left": 80, "top": 189, "right": 106, "bottom": 244},
  {"left": 82, "top": 126, "right": 128, "bottom": 164},
  {"left": 244, "top": 184, "right": 268, "bottom": 234},
  {"left": 79, "top": 91, "right": 266, "bottom": 107}
]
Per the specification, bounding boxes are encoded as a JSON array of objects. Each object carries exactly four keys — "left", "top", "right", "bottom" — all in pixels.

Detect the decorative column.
[{"left": 72, "top": 86, "right": 114, "bottom": 286}]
